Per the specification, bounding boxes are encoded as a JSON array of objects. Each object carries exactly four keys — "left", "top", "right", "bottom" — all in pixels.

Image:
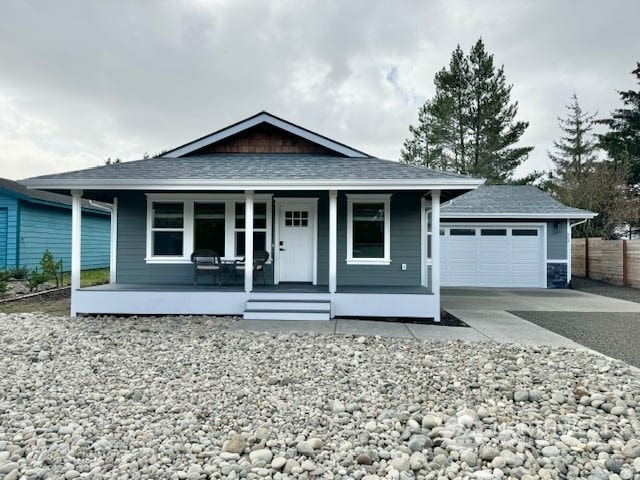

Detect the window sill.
[
  {"left": 345, "top": 258, "right": 391, "bottom": 266},
  {"left": 145, "top": 257, "right": 191, "bottom": 264}
]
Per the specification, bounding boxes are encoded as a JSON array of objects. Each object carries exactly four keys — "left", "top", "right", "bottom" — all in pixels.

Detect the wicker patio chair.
[{"left": 190, "top": 249, "right": 222, "bottom": 286}]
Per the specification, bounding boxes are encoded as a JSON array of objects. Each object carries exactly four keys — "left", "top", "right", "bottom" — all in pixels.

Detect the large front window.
[
  {"left": 346, "top": 194, "right": 391, "bottom": 265},
  {"left": 234, "top": 202, "right": 268, "bottom": 256},
  {"left": 194, "top": 202, "right": 225, "bottom": 255},
  {"left": 146, "top": 195, "right": 272, "bottom": 263},
  {"left": 151, "top": 202, "right": 184, "bottom": 256}
]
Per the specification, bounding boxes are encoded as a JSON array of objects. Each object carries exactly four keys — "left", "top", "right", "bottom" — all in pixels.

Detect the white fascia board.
[
  {"left": 441, "top": 212, "right": 597, "bottom": 219},
  {"left": 164, "top": 112, "right": 369, "bottom": 158},
  {"left": 23, "top": 178, "right": 484, "bottom": 191}
]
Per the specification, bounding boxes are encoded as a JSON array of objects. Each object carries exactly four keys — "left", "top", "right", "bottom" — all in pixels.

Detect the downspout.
[{"left": 568, "top": 218, "right": 588, "bottom": 285}]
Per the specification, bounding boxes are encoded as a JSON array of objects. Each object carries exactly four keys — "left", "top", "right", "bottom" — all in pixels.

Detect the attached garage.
[
  {"left": 441, "top": 224, "right": 545, "bottom": 287},
  {"left": 439, "top": 185, "right": 597, "bottom": 289}
]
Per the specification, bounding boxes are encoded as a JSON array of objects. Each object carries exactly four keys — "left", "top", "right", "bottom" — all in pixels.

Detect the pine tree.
[
  {"left": 548, "top": 93, "right": 599, "bottom": 189},
  {"left": 401, "top": 39, "right": 533, "bottom": 183},
  {"left": 598, "top": 62, "right": 640, "bottom": 186}
]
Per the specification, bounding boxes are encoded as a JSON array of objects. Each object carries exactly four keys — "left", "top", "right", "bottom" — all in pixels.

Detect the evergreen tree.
[
  {"left": 401, "top": 39, "right": 533, "bottom": 183},
  {"left": 548, "top": 93, "right": 599, "bottom": 189},
  {"left": 598, "top": 62, "right": 640, "bottom": 186}
]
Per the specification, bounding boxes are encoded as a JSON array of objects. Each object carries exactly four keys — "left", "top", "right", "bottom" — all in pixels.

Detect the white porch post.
[
  {"left": 71, "top": 189, "right": 83, "bottom": 317},
  {"left": 431, "top": 190, "right": 441, "bottom": 322},
  {"left": 244, "top": 190, "right": 254, "bottom": 293},
  {"left": 109, "top": 197, "right": 118, "bottom": 284},
  {"left": 329, "top": 190, "right": 337, "bottom": 294},
  {"left": 566, "top": 219, "right": 572, "bottom": 285}
]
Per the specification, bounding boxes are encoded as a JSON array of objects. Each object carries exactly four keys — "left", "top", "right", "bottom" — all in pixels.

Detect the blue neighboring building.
[{"left": 0, "top": 177, "right": 110, "bottom": 272}]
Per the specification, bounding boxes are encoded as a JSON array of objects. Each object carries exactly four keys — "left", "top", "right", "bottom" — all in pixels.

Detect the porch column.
[
  {"left": 109, "top": 197, "right": 118, "bottom": 284},
  {"left": 431, "top": 190, "right": 441, "bottom": 322},
  {"left": 71, "top": 189, "right": 83, "bottom": 317},
  {"left": 244, "top": 190, "right": 254, "bottom": 293},
  {"left": 329, "top": 190, "right": 337, "bottom": 294}
]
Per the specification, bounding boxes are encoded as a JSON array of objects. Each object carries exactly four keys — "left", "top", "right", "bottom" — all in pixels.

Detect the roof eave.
[
  {"left": 441, "top": 212, "right": 598, "bottom": 220},
  {"left": 22, "top": 177, "right": 484, "bottom": 192}
]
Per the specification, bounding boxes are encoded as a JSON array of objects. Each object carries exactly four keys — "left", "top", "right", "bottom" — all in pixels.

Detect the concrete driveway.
[{"left": 442, "top": 287, "right": 640, "bottom": 348}]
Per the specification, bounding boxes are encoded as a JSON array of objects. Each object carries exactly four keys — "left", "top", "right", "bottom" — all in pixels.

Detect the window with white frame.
[
  {"left": 346, "top": 194, "right": 391, "bottom": 265},
  {"left": 146, "top": 194, "right": 272, "bottom": 263},
  {"left": 151, "top": 202, "right": 185, "bottom": 257}
]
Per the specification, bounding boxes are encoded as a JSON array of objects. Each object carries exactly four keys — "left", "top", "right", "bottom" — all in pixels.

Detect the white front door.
[{"left": 277, "top": 203, "right": 316, "bottom": 283}]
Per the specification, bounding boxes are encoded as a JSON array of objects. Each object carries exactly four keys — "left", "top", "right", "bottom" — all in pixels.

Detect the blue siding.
[
  {"left": 337, "top": 192, "right": 422, "bottom": 286},
  {"left": 18, "top": 203, "right": 110, "bottom": 271},
  {"left": 0, "top": 193, "right": 19, "bottom": 268},
  {"left": 116, "top": 191, "right": 423, "bottom": 288},
  {"left": 547, "top": 220, "right": 567, "bottom": 260}
]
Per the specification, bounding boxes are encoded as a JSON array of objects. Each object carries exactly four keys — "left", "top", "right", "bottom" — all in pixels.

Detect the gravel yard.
[{"left": 2, "top": 313, "right": 640, "bottom": 480}]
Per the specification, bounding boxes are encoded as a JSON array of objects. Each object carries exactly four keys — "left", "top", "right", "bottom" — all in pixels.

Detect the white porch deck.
[{"left": 75, "top": 283, "right": 436, "bottom": 319}]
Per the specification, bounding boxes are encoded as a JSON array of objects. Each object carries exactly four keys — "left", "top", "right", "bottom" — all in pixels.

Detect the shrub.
[
  {"left": 0, "top": 269, "right": 10, "bottom": 282},
  {"left": 40, "top": 250, "right": 63, "bottom": 287},
  {"left": 0, "top": 279, "right": 7, "bottom": 294},
  {"left": 27, "top": 268, "right": 49, "bottom": 292},
  {"left": 8, "top": 265, "right": 29, "bottom": 280}
]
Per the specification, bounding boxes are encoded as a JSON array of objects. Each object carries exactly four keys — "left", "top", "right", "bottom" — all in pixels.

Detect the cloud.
[{"left": 0, "top": 0, "right": 638, "bottom": 180}]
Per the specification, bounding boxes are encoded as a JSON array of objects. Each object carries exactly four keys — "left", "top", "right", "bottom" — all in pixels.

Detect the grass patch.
[{"left": 61, "top": 268, "right": 110, "bottom": 288}]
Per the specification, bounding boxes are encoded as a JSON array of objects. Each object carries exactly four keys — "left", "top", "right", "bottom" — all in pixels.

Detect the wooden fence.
[{"left": 572, "top": 238, "right": 640, "bottom": 287}]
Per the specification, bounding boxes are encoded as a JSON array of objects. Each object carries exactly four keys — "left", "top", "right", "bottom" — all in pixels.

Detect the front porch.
[{"left": 76, "top": 283, "right": 436, "bottom": 319}]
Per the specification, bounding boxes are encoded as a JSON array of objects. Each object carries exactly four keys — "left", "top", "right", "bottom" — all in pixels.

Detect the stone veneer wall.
[{"left": 547, "top": 263, "right": 568, "bottom": 288}]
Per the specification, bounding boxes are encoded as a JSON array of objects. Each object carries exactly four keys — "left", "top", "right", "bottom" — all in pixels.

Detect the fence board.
[{"left": 572, "top": 238, "right": 640, "bottom": 288}]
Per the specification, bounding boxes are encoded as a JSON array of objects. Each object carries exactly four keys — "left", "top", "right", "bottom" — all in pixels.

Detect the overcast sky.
[{"left": 0, "top": 0, "right": 638, "bottom": 181}]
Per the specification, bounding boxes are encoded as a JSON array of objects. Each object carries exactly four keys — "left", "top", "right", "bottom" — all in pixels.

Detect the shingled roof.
[
  {"left": 0, "top": 177, "right": 109, "bottom": 212},
  {"left": 23, "top": 154, "right": 481, "bottom": 190},
  {"left": 441, "top": 185, "right": 596, "bottom": 219}
]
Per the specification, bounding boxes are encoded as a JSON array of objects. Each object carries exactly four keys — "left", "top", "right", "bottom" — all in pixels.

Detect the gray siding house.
[{"left": 23, "top": 112, "right": 593, "bottom": 319}]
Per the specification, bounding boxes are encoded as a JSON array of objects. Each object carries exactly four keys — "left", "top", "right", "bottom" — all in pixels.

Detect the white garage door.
[{"left": 440, "top": 225, "right": 545, "bottom": 287}]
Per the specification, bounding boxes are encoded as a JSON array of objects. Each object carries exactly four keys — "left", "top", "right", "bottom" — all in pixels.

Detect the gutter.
[{"left": 88, "top": 200, "right": 113, "bottom": 213}]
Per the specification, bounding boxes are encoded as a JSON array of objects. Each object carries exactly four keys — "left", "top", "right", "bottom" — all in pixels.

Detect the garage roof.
[{"left": 441, "top": 185, "right": 596, "bottom": 219}]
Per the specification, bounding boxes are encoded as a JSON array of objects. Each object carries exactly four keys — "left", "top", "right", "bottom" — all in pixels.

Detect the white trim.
[
  {"left": 244, "top": 191, "right": 254, "bottom": 293},
  {"left": 24, "top": 179, "right": 483, "bottom": 192},
  {"left": 273, "top": 198, "right": 319, "bottom": 285},
  {"left": 441, "top": 222, "right": 547, "bottom": 288},
  {"left": 346, "top": 194, "right": 391, "bottom": 265},
  {"left": 442, "top": 212, "right": 597, "bottom": 219},
  {"left": 110, "top": 197, "right": 118, "bottom": 283},
  {"left": 547, "top": 259, "right": 568, "bottom": 263},
  {"left": 421, "top": 198, "right": 429, "bottom": 287},
  {"left": 566, "top": 219, "right": 572, "bottom": 283},
  {"left": 431, "top": 191, "right": 441, "bottom": 322},
  {"left": 144, "top": 193, "right": 273, "bottom": 263},
  {"left": 70, "top": 190, "right": 83, "bottom": 317},
  {"left": 163, "top": 112, "right": 370, "bottom": 158},
  {"left": 329, "top": 191, "right": 337, "bottom": 294}
]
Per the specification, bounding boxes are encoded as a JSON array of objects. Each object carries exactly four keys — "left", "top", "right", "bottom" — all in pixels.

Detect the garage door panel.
[{"left": 441, "top": 225, "right": 544, "bottom": 288}]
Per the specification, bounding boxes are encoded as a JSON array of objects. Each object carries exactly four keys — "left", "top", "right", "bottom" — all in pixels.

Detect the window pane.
[
  {"left": 153, "top": 203, "right": 183, "bottom": 228},
  {"left": 481, "top": 228, "right": 507, "bottom": 236},
  {"left": 353, "top": 203, "right": 384, "bottom": 258},
  {"left": 236, "top": 202, "right": 267, "bottom": 229},
  {"left": 194, "top": 203, "right": 225, "bottom": 255},
  {"left": 235, "top": 232, "right": 267, "bottom": 256},
  {"left": 512, "top": 229, "right": 538, "bottom": 236},
  {"left": 450, "top": 228, "right": 476, "bottom": 236},
  {"left": 153, "top": 231, "right": 183, "bottom": 256},
  {"left": 254, "top": 203, "right": 267, "bottom": 229}
]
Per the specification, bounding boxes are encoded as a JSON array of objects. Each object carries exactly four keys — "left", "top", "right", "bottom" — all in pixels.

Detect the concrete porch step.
[{"left": 244, "top": 297, "right": 331, "bottom": 321}]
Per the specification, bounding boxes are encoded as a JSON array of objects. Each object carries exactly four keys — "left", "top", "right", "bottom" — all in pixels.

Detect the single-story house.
[
  {"left": 22, "top": 112, "right": 593, "bottom": 320},
  {"left": 440, "top": 185, "right": 596, "bottom": 289},
  {"left": 0, "top": 177, "right": 111, "bottom": 272}
]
